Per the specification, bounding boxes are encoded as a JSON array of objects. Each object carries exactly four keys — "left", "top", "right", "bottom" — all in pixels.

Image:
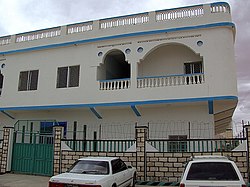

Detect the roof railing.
[{"left": 0, "top": 2, "right": 231, "bottom": 46}]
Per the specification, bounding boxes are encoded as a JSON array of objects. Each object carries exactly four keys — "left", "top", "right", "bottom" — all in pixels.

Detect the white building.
[{"left": 0, "top": 2, "right": 237, "bottom": 140}]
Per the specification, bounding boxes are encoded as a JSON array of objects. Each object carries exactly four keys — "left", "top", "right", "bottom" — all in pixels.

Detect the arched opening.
[
  {"left": 98, "top": 50, "right": 130, "bottom": 80},
  {"left": 139, "top": 43, "right": 202, "bottom": 77},
  {"left": 137, "top": 43, "right": 204, "bottom": 88}
]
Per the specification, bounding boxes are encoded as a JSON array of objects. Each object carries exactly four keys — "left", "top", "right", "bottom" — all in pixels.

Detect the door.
[{"left": 11, "top": 131, "right": 53, "bottom": 176}]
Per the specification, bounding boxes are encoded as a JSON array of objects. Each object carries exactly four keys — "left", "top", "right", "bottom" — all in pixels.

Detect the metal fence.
[
  {"left": 147, "top": 138, "right": 245, "bottom": 152},
  {"left": 62, "top": 139, "right": 135, "bottom": 152},
  {"left": 13, "top": 131, "right": 54, "bottom": 144}
]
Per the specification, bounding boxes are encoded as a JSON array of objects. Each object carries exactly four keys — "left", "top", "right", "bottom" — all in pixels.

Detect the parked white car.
[
  {"left": 49, "top": 157, "right": 136, "bottom": 187},
  {"left": 179, "top": 155, "right": 246, "bottom": 187}
]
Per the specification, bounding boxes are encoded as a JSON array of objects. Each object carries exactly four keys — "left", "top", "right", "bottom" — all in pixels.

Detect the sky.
[{"left": 0, "top": 0, "right": 249, "bottom": 133}]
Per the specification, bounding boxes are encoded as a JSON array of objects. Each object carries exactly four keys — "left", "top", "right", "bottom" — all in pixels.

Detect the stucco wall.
[{"left": 0, "top": 27, "right": 236, "bottom": 108}]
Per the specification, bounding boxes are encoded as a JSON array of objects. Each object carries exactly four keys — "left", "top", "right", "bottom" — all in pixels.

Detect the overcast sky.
[{"left": 0, "top": 0, "right": 249, "bottom": 132}]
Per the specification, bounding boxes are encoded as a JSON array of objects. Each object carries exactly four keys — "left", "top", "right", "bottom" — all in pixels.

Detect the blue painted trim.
[
  {"left": 0, "top": 22, "right": 235, "bottom": 55},
  {"left": 67, "top": 21, "right": 93, "bottom": 27},
  {"left": 211, "top": 2, "right": 230, "bottom": 6},
  {"left": 90, "top": 107, "right": 102, "bottom": 119},
  {"left": 155, "top": 3, "right": 205, "bottom": 12},
  {"left": 1, "top": 111, "right": 15, "bottom": 119},
  {"left": 0, "top": 96, "right": 237, "bottom": 111},
  {"left": 208, "top": 100, "right": 214, "bottom": 114},
  {"left": 131, "top": 105, "right": 141, "bottom": 117}
]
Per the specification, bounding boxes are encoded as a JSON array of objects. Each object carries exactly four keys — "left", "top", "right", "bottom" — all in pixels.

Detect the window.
[
  {"left": 111, "top": 159, "right": 127, "bottom": 174},
  {"left": 18, "top": 70, "right": 39, "bottom": 91},
  {"left": 57, "top": 65, "right": 80, "bottom": 88},
  {"left": 187, "top": 162, "right": 239, "bottom": 181},
  {"left": 40, "top": 121, "right": 67, "bottom": 144},
  {"left": 68, "top": 160, "right": 109, "bottom": 175},
  {"left": 168, "top": 135, "right": 187, "bottom": 152},
  {"left": 184, "top": 61, "right": 203, "bottom": 74}
]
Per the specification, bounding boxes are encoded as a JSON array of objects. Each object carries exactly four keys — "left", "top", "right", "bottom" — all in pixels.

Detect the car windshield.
[
  {"left": 68, "top": 160, "right": 109, "bottom": 175},
  {"left": 186, "top": 162, "right": 239, "bottom": 181}
]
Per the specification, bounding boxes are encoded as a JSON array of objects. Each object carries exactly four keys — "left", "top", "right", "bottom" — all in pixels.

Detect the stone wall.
[
  {"left": 59, "top": 150, "right": 247, "bottom": 182},
  {"left": 0, "top": 140, "right": 2, "bottom": 169},
  {"left": 146, "top": 152, "right": 247, "bottom": 182},
  {"left": 60, "top": 151, "right": 136, "bottom": 173},
  {"left": 54, "top": 126, "right": 249, "bottom": 183}
]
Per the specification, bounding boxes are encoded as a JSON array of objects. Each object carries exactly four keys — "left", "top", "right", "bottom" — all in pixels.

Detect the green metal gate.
[{"left": 12, "top": 131, "right": 54, "bottom": 176}]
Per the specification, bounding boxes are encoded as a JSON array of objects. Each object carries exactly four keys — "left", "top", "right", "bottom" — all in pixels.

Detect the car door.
[{"left": 111, "top": 159, "right": 131, "bottom": 187}]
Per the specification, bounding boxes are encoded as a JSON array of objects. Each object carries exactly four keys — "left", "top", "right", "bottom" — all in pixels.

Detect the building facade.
[{"left": 0, "top": 2, "right": 237, "bottom": 141}]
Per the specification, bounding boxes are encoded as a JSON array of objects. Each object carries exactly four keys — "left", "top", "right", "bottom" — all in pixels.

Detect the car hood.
[{"left": 50, "top": 172, "right": 108, "bottom": 184}]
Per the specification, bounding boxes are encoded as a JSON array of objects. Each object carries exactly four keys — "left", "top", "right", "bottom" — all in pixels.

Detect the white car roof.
[
  {"left": 78, "top": 157, "right": 118, "bottom": 162},
  {"left": 190, "top": 155, "right": 231, "bottom": 162}
]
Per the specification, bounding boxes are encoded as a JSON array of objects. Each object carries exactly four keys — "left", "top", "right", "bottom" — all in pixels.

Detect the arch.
[
  {"left": 138, "top": 43, "right": 203, "bottom": 78},
  {"left": 97, "top": 49, "right": 130, "bottom": 81},
  {"left": 141, "top": 42, "right": 201, "bottom": 62}
]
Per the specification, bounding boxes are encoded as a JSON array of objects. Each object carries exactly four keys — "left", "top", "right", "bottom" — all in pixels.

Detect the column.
[
  {"left": 245, "top": 125, "right": 250, "bottom": 183},
  {"left": 0, "top": 127, "right": 13, "bottom": 174},
  {"left": 130, "top": 62, "right": 138, "bottom": 89},
  {"left": 53, "top": 126, "right": 64, "bottom": 175},
  {"left": 136, "top": 125, "right": 148, "bottom": 181}
]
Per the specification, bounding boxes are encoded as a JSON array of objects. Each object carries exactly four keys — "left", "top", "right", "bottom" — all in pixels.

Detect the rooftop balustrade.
[{"left": 0, "top": 2, "right": 231, "bottom": 47}]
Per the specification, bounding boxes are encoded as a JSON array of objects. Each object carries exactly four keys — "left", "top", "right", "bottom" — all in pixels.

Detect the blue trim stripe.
[
  {"left": 90, "top": 107, "right": 102, "bottom": 119},
  {"left": 0, "top": 96, "right": 237, "bottom": 111},
  {"left": 208, "top": 100, "right": 214, "bottom": 114},
  {"left": 211, "top": 2, "right": 230, "bottom": 6},
  {"left": 0, "top": 22, "right": 235, "bottom": 55},
  {"left": 131, "top": 105, "right": 141, "bottom": 117}
]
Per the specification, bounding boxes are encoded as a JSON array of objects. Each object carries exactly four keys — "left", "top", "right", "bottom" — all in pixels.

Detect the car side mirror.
[{"left": 127, "top": 165, "right": 132, "bottom": 169}]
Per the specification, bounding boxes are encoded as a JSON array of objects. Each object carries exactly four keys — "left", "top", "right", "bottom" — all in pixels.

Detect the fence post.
[
  {"left": 135, "top": 125, "right": 148, "bottom": 181},
  {"left": 0, "top": 127, "right": 13, "bottom": 174},
  {"left": 53, "top": 126, "right": 64, "bottom": 175},
  {"left": 244, "top": 125, "right": 250, "bottom": 183}
]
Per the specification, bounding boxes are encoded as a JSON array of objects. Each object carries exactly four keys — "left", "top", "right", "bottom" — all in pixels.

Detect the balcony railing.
[
  {"left": 211, "top": 2, "right": 230, "bottom": 13},
  {"left": 67, "top": 22, "right": 93, "bottom": 34},
  {"left": 98, "top": 74, "right": 204, "bottom": 90},
  {"left": 15, "top": 27, "right": 61, "bottom": 43},
  {"left": 156, "top": 5, "right": 204, "bottom": 21},
  {"left": 99, "top": 12, "right": 149, "bottom": 29},
  {"left": 99, "top": 78, "right": 131, "bottom": 90},
  {"left": 0, "top": 2, "right": 231, "bottom": 46},
  {"left": 137, "top": 73, "right": 205, "bottom": 88},
  {"left": 0, "top": 36, "right": 11, "bottom": 46}
]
